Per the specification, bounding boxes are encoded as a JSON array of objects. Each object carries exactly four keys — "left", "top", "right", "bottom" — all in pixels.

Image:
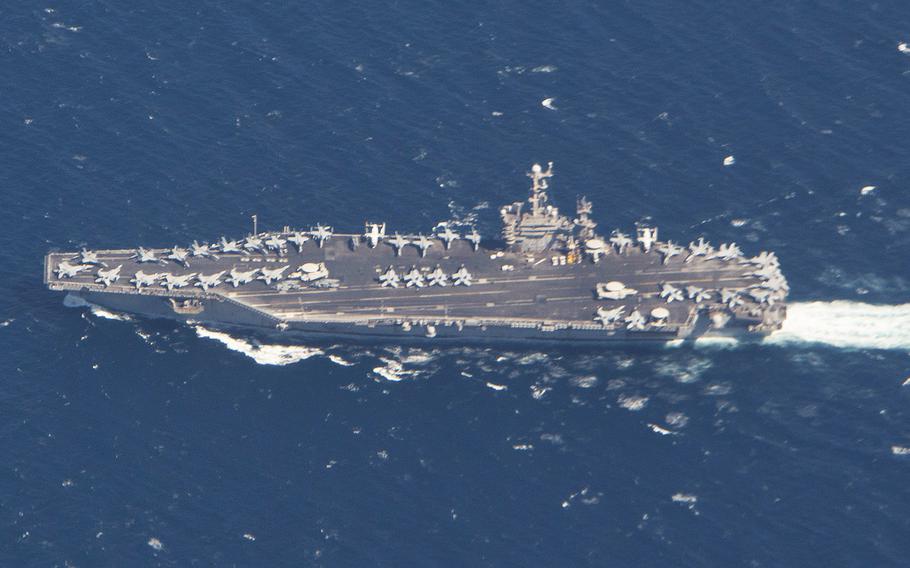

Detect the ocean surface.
[{"left": 2, "top": 1, "right": 910, "bottom": 566}]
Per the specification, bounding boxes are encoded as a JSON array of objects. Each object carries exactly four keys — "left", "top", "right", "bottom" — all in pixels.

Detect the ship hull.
[{"left": 63, "top": 288, "right": 766, "bottom": 347}]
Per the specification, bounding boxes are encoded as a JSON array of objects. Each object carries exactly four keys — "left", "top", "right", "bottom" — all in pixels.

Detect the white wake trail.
[{"left": 766, "top": 301, "right": 910, "bottom": 350}]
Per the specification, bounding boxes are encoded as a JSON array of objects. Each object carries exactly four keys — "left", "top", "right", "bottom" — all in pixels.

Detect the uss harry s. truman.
[{"left": 44, "top": 162, "right": 788, "bottom": 345}]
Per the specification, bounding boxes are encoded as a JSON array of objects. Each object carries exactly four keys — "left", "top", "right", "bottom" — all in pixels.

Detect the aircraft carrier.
[{"left": 44, "top": 163, "right": 788, "bottom": 345}]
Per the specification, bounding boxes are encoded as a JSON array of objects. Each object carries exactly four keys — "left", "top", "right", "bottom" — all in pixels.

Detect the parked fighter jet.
[
  {"left": 762, "top": 274, "right": 789, "bottom": 293},
  {"left": 95, "top": 265, "right": 123, "bottom": 287},
  {"left": 685, "top": 238, "right": 713, "bottom": 263},
  {"left": 55, "top": 261, "right": 87, "bottom": 278},
  {"left": 720, "top": 288, "right": 744, "bottom": 309},
  {"left": 660, "top": 283, "right": 685, "bottom": 303},
  {"left": 311, "top": 225, "right": 333, "bottom": 248},
  {"left": 467, "top": 229, "right": 482, "bottom": 251},
  {"left": 404, "top": 267, "right": 425, "bottom": 288},
  {"left": 452, "top": 266, "right": 473, "bottom": 286},
  {"left": 243, "top": 235, "right": 265, "bottom": 253},
  {"left": 686, "top": 285, "right": 712, "bottom": 303},
  {"left": 595, "top": 306, "right": 625, "bottom": 327},
  {"left": 414, "top": 234, "right": 433, "bottom": 257},
  {"left": 166, "top": 247, "right": 190, "bottom": 267},
  {"left": 712, "top": 243, "right": 743, "bottom": 262},
  {"left": 195, "top": 271, "right": 226, "bottom": 291},
  {"left": 287, "top": 232, "right": 309, "bottom": 252},
  {"left": 264, "top": 234, "right": 286, "bottom": 254},
  {"left": 742, "top": 251, "right": 778, "bottom": 268},
  {"left": 190, "top": 241, "right": 217, "bottom": 259},
  {"left": 389, "top": 233, "right": 410, "bottom": 256},
  {"left": 625, "top": 309, "right": 647, "bottom": 330},
  {"left": 427, "top": 266, "right": 448, "bottom": 287},
  {"left": 161, "top": 272, "right": 196, "bottom": 291},
  {"left": 130, "top": 271, "right": 161, "bottom": 289},
  {"left": 218, "top": 237, "right": 243, "bottom": 254},
  {"left": 227, "top": 268, "right": 259, "bottom": 288},
  {"left": 749, "top": 288, "right": 778, "bottom": 306},
  {"left": 609, "top": 231, "right": 633, "bottom": 254},
  {"left": 657, "top": 241, "right": 684, "bottom": 265},
  {"left": 379, "top": 266, "right": 400, "bottom": 288},
  {"left": 438, "top": 225, "right": 459, "bottom": 250},
  {"left": 76, "top": 249, "right": 106, "bottom": 267},
  {"left": 636, "top": 227, "right": 658, "bottom": 253},
  {"left": 751, "top": 264, "right": 780, "bottom": 280},
  {"left": 258, "top": 265, "right": 289, "bottom": 285},
  {"left": 131, "top": 247, "right": 162, "bottom": 264}
]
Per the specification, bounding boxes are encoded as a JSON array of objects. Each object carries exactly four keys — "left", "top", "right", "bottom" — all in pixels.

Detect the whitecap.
[
  {"left": 531, "top": 64, "right": 558, "bottom": 73},
  {"left": 648, "top": 423, "right": 676, "bottom": 436},
  {"left": 194, "top": 326, "right": 322, "bottom": 365},
  {"left": 892, "top": 446, "right": 910, "bottom": 456},
  {"left": 328, "top": 354, "right": 355, "bottom": 367},
  {"left": 541, "top": 97, "right": 557, "bottom": 110},
  {"left": 617, "top": 394, "right": 649, "bottom": 411},
  {"left": 485, "top": 382, "right": 507, "bottom": 391}
]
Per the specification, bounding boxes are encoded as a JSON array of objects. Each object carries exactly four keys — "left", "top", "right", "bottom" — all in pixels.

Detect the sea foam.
[{"left": 766, "top": 301, "right": 910, "bottom": 350}]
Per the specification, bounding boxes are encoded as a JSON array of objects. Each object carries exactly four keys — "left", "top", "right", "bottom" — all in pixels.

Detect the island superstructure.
[{"left": 44, "top": 163, "right": 788, "bottom": 344}]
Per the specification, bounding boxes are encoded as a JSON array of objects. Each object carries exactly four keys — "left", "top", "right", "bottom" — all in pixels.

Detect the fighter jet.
[
  {"left": 227, "top": 268, "right": 259, "bottom": 288},
  {"left": 264, "top": 234, "right": 286, "bottom": 254},
  {"left": 751, "top": 264, "right": 780, "bottom": 280},
  {"left": 161, "top": 272, "right": 196, "bottom": 291},
  {"left": 190, "top": 241, "right": 217, "bottom": 259},
  {"left": 131, "top": 247, "right": 162, "bottom": 264},
  {"left": 467, "top": 229, "right": 482, "bottom": 251},
  {"left": 686, "top": 285, "right": 712, "bottom": 303},
  {"left": 310, "top": 225, "right": 333, "bottom": 248},
  {"left": 625, "top": 309, "right": 647, "bottom": 331},
  {"left": 712, "top": 243, "right": 743, "bottom": 262},
  {"left": 243, "top": 235, "right": 265, "bottom": 253},
  {"left": 427, "top": 265, "right": 448, "bottom": 287},
  {"left": 762, "top": 274, "right": 789, "bottom": 293},
  {"left": 388, "top": 233, "right": 410, "bottom": 256},
  {"left": 76, "top": 249, "right": 106, "bottom": 267},
  {"left": 413, "top": 234, "right": 433, "bottom": 257},
  {"left": 452, "top": 265, "right": 473, "bottom": 286},
  {"left": 130, "top": 271, "right": 161, "bottom": 289},
  {"left": 363, "top": 222, "right": 386, "bottom": 248},
  {"left": 258, "top": 265, "right": 289, "bottom": 285},
  {"left": 657, "top": 241, "right": 684, "bottom": 265},
  {"left": 379, "top": 266, "right": 400, "bottom": 288},
  {"left": 287, "top": 232, "right": 309, "bottom": 252},
  {"left": 609, "top": 231, "right": 633, "bottom": 254},
  {"left": 660, "top": 283, "right": 685, "bottom": 303},
  {"left": 95, "top": 265, "right": 123, "bottom": 287},
  {"left": 55, "top": 261, "right": 87, "bottom": 278},
  {"left": 218, "top": 237, "right": 243, "bottom": 254},
  {"left": 749, "top": 287, "right": 778, "bottom": 306},
  {"left": 195, "top": 271, "right": 226, "bottom": 291},
  {"left": 742, "top": 250, "right": 778, "bottom": 268},
  {"left": 637, "top": 227, "right": 658, "bottom": 253},
  {"left": 166, "top": 247, "right": 190, "bottom": 267},
  {"left": 685, "top": 238, "right": 713, "bottom": 263},
  {"left": 720, "top": 288, "right": 744, "bottom": 309},
  {"left": 404, "top": 267, "right": 425, "bottom": 288},
  {"left": 595, "top": 306, "right": 625, "bottom": 327},
  {"left": 437, "top": 225, "right": 459, "bottom": 250}
]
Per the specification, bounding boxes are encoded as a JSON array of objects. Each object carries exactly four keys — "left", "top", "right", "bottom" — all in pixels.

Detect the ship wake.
[
  {"left": 193, "top": 326, "right": 324, "bottom": 366},
  {"left": 766, "top": 301, "right": 910, "bottom": 350}
]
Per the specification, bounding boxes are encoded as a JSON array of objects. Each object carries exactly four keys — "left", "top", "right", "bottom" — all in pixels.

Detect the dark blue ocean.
[{"left": 3, "top": 2, "right": 910, "bottom": 565}]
